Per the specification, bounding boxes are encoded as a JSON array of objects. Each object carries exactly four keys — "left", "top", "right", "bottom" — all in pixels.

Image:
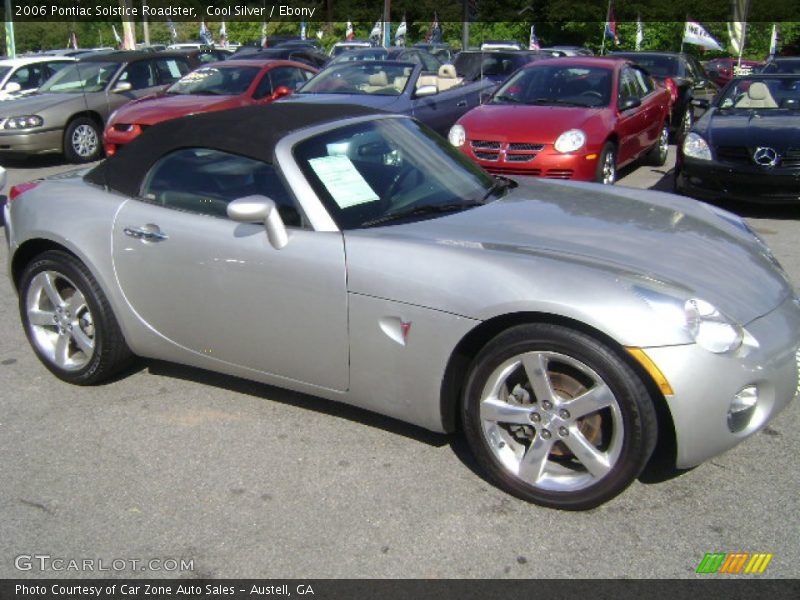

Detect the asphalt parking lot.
[{"left": 1, "top": 148, "right": 798, "bottom": 579}]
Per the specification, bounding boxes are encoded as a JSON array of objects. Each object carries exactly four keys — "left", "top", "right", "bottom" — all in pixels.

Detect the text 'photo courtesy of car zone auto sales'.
[{"left": 0, "top": 19, "right": 799, "bottom": 512}]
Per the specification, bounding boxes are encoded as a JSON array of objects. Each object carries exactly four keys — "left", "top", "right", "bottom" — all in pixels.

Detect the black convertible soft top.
[{"left": 85, "top": 103, "right": 383, "bottom": 197}]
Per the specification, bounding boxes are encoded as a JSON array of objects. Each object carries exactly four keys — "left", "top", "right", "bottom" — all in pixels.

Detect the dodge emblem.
[{"left": 753, "top": 147, "right": 779, "bottom": 168}]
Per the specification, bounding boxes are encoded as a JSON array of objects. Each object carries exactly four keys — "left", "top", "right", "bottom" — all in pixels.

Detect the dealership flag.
[
  {"left": 604, "top": 1, "right": 619, "bottom": 44},
  {"left": 529, "top": 25, "right": 540, "bottom": 50},
  {"left": 345, "top": 21, "right": 354, "bottom": 41},
  {"left": 635, "top": 16, "right": 644, "bottom": 50},
  {"left": 112, "top": 24, "right": 122, "bottom": 46},
  {"left": 69, "top": 31, "right": 78, "bottom": 50},
  {"left": 199, "top": 20, "right": 212, "bottom": 45},
  {"left": 683, "top": 21, "right": 723, "bottom": 51},
  {"left": 396, "top": 16, "right": 407, "bottom": 46},
  {"left": 427, "top": 12, "right": 442, "bottom": 44},
  {"left": 166, "top": 19, "right": 177, "bottom": 41},
  {"left": 261, "top": 21, "right": 267, "bottom": 47},
  {"left": 369, "top": 20, "right": 382, "bottom": 45},
  {"left": 769, "top": 24, "right": 779, "bottom": 57}
]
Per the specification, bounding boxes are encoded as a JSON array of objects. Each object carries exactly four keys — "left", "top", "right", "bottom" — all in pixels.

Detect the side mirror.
[
  {"left": 691, "top": 98, "right": 710, "bottom": 110},
  {"left": 414, "top": 84, "right": 438, "bottom": 98},
  {"left": 270, "top": 85, "right": 292, "bottom": 100},
  {"left": 619, "top": 96, "right": 641, "bottom": 111},
  {"left": 227, "top": 195, "right": 289, "bottom": 250},
  {"left": 3, "top": 81, "right": 21, "bottom": 93},
  {"left": 479, "top": 89, "right": 493, "bottom": 104},
  {"left": 0, "top": 166, "right": 7, "bottom": 191},
  {"left": 111, "top": 81, "right": 133, "bottom": 93}
]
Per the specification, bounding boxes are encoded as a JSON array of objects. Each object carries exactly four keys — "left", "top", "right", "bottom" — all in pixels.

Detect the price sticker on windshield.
[{"left": 308, "top": 155, "right": 380, "bottom": 209}]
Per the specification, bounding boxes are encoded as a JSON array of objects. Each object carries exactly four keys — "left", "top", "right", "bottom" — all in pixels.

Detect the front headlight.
[
  {"left": 448, "top": 124, "right": 466, "bottom": 147},
  {"left": 554, "top": 129, "right": 586, "bottom": 153},
  {"left": 684, "top": 298, "right": 743, "bottom": 354},
  {"left": 1, "top": 115, "right": 44, "bottom": 130},
  {"left": 683, "top": 132, "right": 712, "bottom": 160}
]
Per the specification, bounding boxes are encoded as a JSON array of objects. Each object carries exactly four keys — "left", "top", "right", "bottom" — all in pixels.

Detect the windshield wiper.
[
  {"left": 493, "top": 94, "right": 523, "bottom": 104},
  {"left": 481, "top": 176, "right": 516, "bottom": 202},
  {"left": 361, "top": 201, "right": 485, "bottom": 228},
  {"left": 528, "top": 97, "right": 584, "bottom": 107}
]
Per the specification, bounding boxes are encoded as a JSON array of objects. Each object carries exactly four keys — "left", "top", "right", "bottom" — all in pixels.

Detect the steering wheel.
[{"left": 384, "top": 166, "right": 423, "bottom": 206}]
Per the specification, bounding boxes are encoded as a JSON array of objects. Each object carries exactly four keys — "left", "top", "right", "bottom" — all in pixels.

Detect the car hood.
[
  {"left": 459, "top": 104, "right": 604, "bottom": 142},
  {"left": 0, "top": 92, "right": 84, "bottom": 115},
  {"left": 352, "top": 180, "right": 792, "bottom": 325},
  {"left": 111, "top": 93, "right": 243, "bottom": 125},
  {"left": 699, "top": 110, "right": 800, "bottom": 149},
  {"left": 281, "top": 93, "right": 402, "bottom": 110}
]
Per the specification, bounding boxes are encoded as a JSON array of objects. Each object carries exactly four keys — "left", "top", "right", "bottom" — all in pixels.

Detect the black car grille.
[
  {"left": 471, "top": 140, "right": 502, "bottom": 149},
  {"left": 474, "top": 151, "right": 499, "bottom": 161},
  {"left": 505, "top": 154, "right": 536, "bottom": 162},
  {"left": 508, "top": 143, "right": 545, "bottom": 151},
  {"left": 715, "top": 145, "right": 800, "bottom": 168}
]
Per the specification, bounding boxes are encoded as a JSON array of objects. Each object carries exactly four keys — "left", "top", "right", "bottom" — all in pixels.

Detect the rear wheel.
[
  {"left": 646, "top": 123, "right": 670, "bottom": 167},
  {"left": 19, "top": 250, "right": 132, "bottom": 385},
  {"left": 64, "top": 117, "right": 102, "bottom": 163},
  {"left": 461, "top": 323, "right": 657, "bottom": 510},
  {"left": 676, "top": 107, "right": 693, "bottom": 141}
]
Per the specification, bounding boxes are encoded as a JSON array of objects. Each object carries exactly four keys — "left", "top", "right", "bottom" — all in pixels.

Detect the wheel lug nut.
[
  {"left": 541, "top": 400, "right": 553, "bottom": 410},
  {"left": 559, "top": 426, "right": 569, "bottom": 437},
  {"left": 530, "top": 412, "right": 541, "bottom": 423},
  {"left": 540, "top": 429, "right": 552, "bottom": 440},
  {"left": 559, "top": 409, "right": 570, "bottom": 419}
]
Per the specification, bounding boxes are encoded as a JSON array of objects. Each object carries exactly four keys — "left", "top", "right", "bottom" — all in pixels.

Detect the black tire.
[
  {"left": 63, "top": 117, "right": 103, "bottom": 163},
  {"left": 19, "top": 250, "right": 133, "bottom": 385},
  {"left": 645, "top": 123, "right": 670, "bottom": 167},
  {"left": 461, "top": 323, "right": 658, "bottom": 510},
  {"left": 676, "top": 107, "right": 693, "bottom": 142},
  {"left": 594, "top": 142, "right": 617, "bottom": 184}
]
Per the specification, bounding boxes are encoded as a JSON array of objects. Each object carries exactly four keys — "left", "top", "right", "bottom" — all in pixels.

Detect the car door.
[
  {"left": 630, "top": 66, "right": 664, "bottom": 153},
  {"left": 410, "top": 66, "right": 472, "bottom": 135},
  {"left": 615, "top": 66, "right": 650, "bottom": 164},
  {"left": 110, "top": 147, "right": 350, "bottom": 391},
  {"left": 102, "top": 60, "right": 161, "bottom": 117}
]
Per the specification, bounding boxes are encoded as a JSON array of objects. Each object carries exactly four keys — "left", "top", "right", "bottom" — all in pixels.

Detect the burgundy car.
[
  {"left": 103, "top": 59, "right": 317, "bottom": 155},
  {"left": 449, "top": 58, "right": 672, "bottom": 184}
]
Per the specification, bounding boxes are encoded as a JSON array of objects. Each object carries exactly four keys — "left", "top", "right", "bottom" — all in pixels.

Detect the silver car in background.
[
  {"left": 3, "top": 104, "right": 798, "bottom": 509},
  {"left": 0, "top": 51, "right": 194, "bottom": 163}
]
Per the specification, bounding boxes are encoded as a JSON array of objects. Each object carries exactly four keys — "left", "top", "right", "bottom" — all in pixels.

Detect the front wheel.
[
  {"left": 64, "top": 117, "right": 102, "bottom": 163},
  {"left": 595, "top": 142, "right": 617, "bottom": 185},
  {"left": 461, "top": 324, "right": 657, "bottom": 510},
  {"left": 19, "top": 250, "right": 132, "bottom": 385}
]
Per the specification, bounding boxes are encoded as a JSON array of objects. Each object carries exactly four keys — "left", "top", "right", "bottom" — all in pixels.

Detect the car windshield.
[
  {"left": 492, "top": 65, "right": 612, "bottom": 108},
  {"left": 329, "top": 49, "right": 388, "bottom": 64},
  {"left": 293, "top": 118, "right": 497, "bottom": 230},
  {"left": 38, "top": 61, "right": 118, "bottom": 93},
  {"left": 717, "top": 77, "right": 800, "bottom": 110},
  {"left": 617, "top": 55, "right": 678, "bottom": 77},
  {"left": 298, "top": 63, "right": 412, "bottom": 96},
  {"left": 453, "top": 52, "right": 528, "bottom": 80},
  {"left": 167, "top": 66, "right": 261, "bottom": 95},
  {"left": 762, "top": 60, "right": 800, "bottom": 74}
]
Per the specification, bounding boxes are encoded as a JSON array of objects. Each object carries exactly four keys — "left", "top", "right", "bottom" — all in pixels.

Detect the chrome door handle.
[
  {"left": 123, "top": 226, "right": 168, "bottom": 241},
  {"left": 456, "top": 100, "right": 468, "bottom": 107}
]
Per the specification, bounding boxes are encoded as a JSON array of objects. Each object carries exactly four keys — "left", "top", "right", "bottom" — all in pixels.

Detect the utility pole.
[
  {"left": 462, "top": 0, "right": 469, "bottom": 50},
  {"left": 142, "top": 0, "right": 150, "bottom": 45},
  {"left": 4, "top": 0, "right": 16, "bottom": 58}
]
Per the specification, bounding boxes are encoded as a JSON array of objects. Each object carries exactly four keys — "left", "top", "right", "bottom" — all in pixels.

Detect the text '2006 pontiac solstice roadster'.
[{"left": 3, "top": 103, "right": 798, "bottom": 509}]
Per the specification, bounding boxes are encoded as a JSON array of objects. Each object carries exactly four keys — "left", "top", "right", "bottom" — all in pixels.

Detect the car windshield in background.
[
  {"left": 330, "top": 49, "right": 388, "bottom": 64},
  {"left": 718, "top": 77, "right": 800, "bottom": 110},
  {"left": 167, "top": 66, "right": 261, "bottom": 96},
  {"left": 38, "top": 61, "right": 117, "bottom": 93},
  {"left": 618, "top": 55, "right": 678, "bottom": 77},
  {"left": 298, "top": 63, "right": 413, "bottom": 96},
  {"left": 492, "top": 65, "right": 612, "bottom": 107},
  {"left": 762, "top": 60, "right": 800, "bottom": 74},
  {"left": 454, "top": 52, "right": 527, "bottom": 80},
  {"left": 293, "top": 118, "right": 495, "bottom": 230}
]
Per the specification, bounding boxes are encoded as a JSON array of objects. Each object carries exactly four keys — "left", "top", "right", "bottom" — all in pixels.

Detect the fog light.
[{"left": 727, "top": 386, "right": 758, "bottom": 433}]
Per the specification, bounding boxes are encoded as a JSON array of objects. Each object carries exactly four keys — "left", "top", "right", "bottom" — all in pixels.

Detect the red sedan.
[
  {"left": 449, "top": 58, "right": 672, "bottom": 184},
  {"left": 103, "top": 59, "right": 317, "bottom": 155}
]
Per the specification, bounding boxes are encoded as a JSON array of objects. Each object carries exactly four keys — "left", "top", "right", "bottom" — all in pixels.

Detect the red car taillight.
[
  {"left": 9, "top": 181, "right": 41, "bottom": 201},
  {"left": 663, "top": 77, "right": 679, "bottom": 104}
]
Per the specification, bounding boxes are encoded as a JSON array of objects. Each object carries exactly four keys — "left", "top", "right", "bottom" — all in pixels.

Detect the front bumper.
[
  {"left": 644, "top": 295, "right": 800, "bottom": 468},
  {"left": 0, "top": 128, "right": 63, "bottom": 156},
  {"left": 676, "top": 157, "right": 800, "bottom": 204},
  {"left": 463, "top": 141, "right": 599, "bottom": 181}
]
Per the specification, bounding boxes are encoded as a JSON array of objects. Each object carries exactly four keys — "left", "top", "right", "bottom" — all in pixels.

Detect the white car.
[{"left": 0, "top": 56, "right": 76, "bottom": 100}]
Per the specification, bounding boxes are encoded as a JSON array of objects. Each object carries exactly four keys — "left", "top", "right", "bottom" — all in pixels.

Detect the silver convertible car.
[{"left": 3, "top": 104, "right": 798, "bottom": 509}]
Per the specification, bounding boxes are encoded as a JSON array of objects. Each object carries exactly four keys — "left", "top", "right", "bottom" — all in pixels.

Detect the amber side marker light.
[{"left": 625, "top": 347, "right": 674, "bottom": 396}]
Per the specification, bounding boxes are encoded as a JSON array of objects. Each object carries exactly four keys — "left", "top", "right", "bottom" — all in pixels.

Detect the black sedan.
[{"left": 675, "top": 74, "right": 800, "bottom": 204}]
